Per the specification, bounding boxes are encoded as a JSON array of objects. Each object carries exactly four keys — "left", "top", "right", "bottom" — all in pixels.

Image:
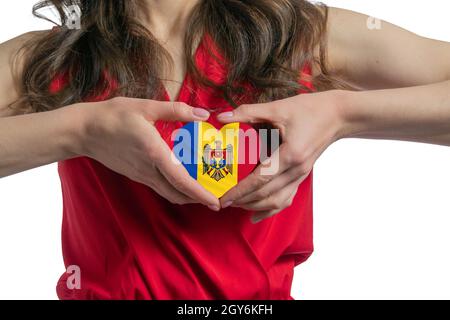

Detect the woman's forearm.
[
  {"left": 1, "top": 97, "right": 220, "bottom": 207},
  {"left": 0, "top": 105, "right": 84, "bottom": 177},
  {"left": 340, "top": 81, "right": 450, "bottom": 146}
]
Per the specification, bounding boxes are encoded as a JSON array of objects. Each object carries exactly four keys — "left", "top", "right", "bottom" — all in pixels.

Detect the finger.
[
  {"left": 249, "top": 182, "right": 301, "bottom": 224},
  {"left": 142, "top": 100, "right": 211, "bottom": 122},
  {"left": 220, "top": 144, "right": 290, "bottom": 207},
  {"left": 156, "top": 141, "right": 220, "bottom": 210},
  {"left": 251, "top": 209, "right": 282, "bottom": 224},
  {"left": 251, "top": 187, "right": 297, "bottom": 223},
  {"left": 237, "top": 140, "right": 318, "bottom": 207},
  {"left": 237, "top": 179, "right": 299, "bottom": 212},
  {"left": 149, "top": 168, "right": 195, "bottom": 205},
  {"left": 233, "top": 166, "right": 307, "bottom": 205},
  {"left": 216, "top": 103, "right": 272, "bottom": 124}
]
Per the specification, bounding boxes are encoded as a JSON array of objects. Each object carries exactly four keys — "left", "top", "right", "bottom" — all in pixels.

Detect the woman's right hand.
[{"left": 74, "top": 97, "right": 220, "bottom": 210}]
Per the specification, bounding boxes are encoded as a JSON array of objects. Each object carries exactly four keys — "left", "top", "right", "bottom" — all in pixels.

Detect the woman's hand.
[
  {"left": 76, "top": 97, "right": 220, "bottom": 210},
  {"left": 217, "top": 90, "right": 347, "bottom": 222}
]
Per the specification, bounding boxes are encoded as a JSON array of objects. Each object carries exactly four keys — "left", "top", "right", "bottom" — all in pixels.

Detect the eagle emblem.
[{"left": 202, "top": 140, "right": 233, "bottom": 181}]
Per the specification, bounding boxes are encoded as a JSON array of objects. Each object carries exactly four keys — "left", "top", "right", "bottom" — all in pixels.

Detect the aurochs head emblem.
[{"left": 202, "top": 140, "right": 233, "bottom": 182}]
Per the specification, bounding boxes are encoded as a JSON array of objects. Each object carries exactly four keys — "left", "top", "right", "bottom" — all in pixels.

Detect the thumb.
[
  {"left": 150, "top": 101, "right": 211, "bottom": 122},
  {"left": 216, "top": 103, "right": 271, "bottom": 124}
]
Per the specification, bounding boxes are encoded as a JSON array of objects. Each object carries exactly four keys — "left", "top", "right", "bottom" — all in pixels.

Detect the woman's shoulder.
[
  {"left": 0, "top": 30, "right": 51, "bottom": 116},
  {"left": 1, "top": 29, "right": 51, "bottom": 50}
]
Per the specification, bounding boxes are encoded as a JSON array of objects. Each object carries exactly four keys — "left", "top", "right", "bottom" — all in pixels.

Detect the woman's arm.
[
  {"left": 326, "top": 7, "right": 450, "bottom": 89},
  {"left": 0, "top": 33, "right": 219, "bottom": 209},
  {"left": 218, "top": 7, "right": 450, "bottom": 221},
  {"left": 0, "top": 31, "right": 77, "bottom": 175},
  {"left": 341, "top": 81, "right": 450, "bottom": 145},
  {"left": 0, "top": 32, "right": 36, "bottom": 117},
  {"left": 0, "top": 104, "right": 84, "bottom": 177},
  {"left": 326, "top": 7, "right": 450, "bottom": 145},
  {"left": 1, "top": 99, "right": 219, "bottom": 209}
]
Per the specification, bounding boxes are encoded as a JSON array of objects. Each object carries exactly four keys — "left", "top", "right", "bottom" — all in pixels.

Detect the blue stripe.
[{"left": 173, "top": 122, "right": 198, "bottom": 179}]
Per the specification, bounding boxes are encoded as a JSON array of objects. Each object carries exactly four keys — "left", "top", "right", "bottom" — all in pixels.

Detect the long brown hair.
[{"left": 14, "top": 0, "right": 339, "bottom": 113}]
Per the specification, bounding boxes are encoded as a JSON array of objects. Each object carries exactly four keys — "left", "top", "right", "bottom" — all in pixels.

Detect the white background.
[{"left": 1, "top": 0, "right": 450, "bottom": 300}]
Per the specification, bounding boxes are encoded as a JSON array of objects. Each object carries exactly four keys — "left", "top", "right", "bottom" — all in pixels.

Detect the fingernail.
[
  {"left": 222, "top": 201, "right": 233, "bottom": 209},
  {"left": 261, "top": 158, "right": 271, "bottom": 166},
  {"left": 193, "top": 108, "right": 210, "bottom": 119},
  {"left": 208, "top": 205, "right": 220, "bottom": 212},
  {"left": 217, "top": 111, "right": 234, "bottom": 119}
]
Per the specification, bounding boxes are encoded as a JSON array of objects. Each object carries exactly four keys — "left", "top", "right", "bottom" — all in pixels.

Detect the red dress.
[{"left": 53, "top": 34, "right": 314, "bottom": 300}]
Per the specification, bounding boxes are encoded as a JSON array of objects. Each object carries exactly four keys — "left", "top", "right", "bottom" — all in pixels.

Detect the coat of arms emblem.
[{"left": 202, "top": 140, "right": 233, "bottom": 181}]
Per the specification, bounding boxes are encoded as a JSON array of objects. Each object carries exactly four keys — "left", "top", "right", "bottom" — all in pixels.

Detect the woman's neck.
[{"left": 140, "top": 0, "right": 200, "bottom": 41}]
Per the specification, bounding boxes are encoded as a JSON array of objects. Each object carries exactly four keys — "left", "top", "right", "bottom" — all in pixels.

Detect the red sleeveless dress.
[{"left": 52, "top": 34, "right": 314, "bottom": 300}]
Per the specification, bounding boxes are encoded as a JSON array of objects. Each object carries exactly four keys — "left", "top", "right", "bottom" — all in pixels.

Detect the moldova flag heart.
[{"left": 173, "top": 122, "right": 260, "bottom": 198}]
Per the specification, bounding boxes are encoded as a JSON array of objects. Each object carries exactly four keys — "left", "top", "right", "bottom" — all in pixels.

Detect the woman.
[{"left": 0, "top": 0, "right": 449, "bottom": 299}]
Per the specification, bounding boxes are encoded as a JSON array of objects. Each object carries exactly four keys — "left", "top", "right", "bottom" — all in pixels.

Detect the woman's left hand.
[{"left": 217, "top": 90, "right": 348, "bottom": 223}]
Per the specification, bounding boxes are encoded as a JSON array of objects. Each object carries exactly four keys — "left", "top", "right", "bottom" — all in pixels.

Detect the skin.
[
  {"left": 0, "top": 2, "right": 220, "bottom": 210},
  {"left": 1, "top": 2, "right": 450, "bottom": 223},
  {"left": 138, "top": 0, "right": 200, "bottom": 100},
  {"left": 219, "top": 8, "right": 450, "bottom": 222}
]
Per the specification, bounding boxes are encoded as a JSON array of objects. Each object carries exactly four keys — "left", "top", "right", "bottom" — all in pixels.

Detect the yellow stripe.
[{"left": 197, "top": 122, "right": 239, "bottom": 198}]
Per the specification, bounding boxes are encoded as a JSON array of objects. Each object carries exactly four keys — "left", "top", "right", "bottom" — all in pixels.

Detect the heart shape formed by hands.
[{"left": 173, "top": 122, "right": 260, "bottom": 198}]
